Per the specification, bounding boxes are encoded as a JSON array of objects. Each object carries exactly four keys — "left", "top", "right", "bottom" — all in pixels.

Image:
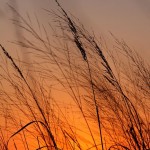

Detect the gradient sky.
[
  {"left": 0, "top": 1, "right": 149, "bottom": 149},
  {"left": 0, "top": 0, "right": 150, "bottom": 61}
]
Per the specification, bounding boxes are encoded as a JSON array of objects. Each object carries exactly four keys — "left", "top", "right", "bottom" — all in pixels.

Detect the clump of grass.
[{"left": 0, "top": 0, "right": 149, "bottom": 150}]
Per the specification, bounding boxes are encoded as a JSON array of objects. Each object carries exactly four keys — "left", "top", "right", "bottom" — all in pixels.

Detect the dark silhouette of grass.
[{"left": 0, "top": 0, "right": 149, "bottom": 150}]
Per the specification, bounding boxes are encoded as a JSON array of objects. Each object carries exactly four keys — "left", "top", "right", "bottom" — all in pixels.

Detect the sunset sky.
[
  {"left": 0, "top": 1, "right": 150, "bottom": 150},
  {"left": 0, "top": 0, "right": 150, "bottom": 61}
]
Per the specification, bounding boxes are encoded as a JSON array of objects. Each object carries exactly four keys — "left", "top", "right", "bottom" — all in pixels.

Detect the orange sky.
[{"left": 0, "top": 1, "right": 150, "bottom": 149}]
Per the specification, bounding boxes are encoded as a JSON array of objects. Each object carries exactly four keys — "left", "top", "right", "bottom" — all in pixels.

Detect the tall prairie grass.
[{"left": 0, "top": 1, "right": 149, "bottom": 150}]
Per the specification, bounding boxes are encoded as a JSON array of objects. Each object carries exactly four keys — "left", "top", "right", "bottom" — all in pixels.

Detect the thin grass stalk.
[
  {"left": 2, "top": 80, "right": 49, "bottom": 149},
  {"left": 79, "top": 28, "right": 144, "bottom": 143},
  {"left": 22, "top": 125, "right": 30, "bottom": 150},
  {"left": 0, "top": 44, "right": 58, "bottom": 150},
  {"left": 53, "top": 1, "right": 105, "bottom": 149},
  {"left": 7, "top": 6, "right": 99, "bottom": 147},
  {"left": 53, "top": 2, "right": 104, "bottom": 149},
  {"left": 86, "top": 60, "right": 104, "bottom": 150},
  {"left": 13, "top": 140, "right": 18, "bottom": 150},
  {"left": 37, "top": 137, "right": 40, "bottom": 150},
  {"left": 89, "top": 35, "right": 147, "bottom": 149}
]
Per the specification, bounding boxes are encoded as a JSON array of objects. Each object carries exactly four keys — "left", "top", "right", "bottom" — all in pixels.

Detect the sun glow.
[{"left": 0, "top": 0, "right": 150, "bottom": 150}]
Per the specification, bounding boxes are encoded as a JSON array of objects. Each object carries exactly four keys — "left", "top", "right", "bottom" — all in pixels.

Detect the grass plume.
[{"left": 0, "top": 1, "right": 149, "bottom": 150}]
